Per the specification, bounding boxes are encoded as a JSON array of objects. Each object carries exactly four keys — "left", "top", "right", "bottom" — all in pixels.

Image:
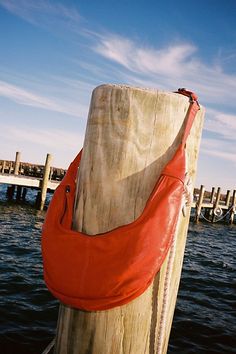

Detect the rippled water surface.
[{"left": 0, "top": 186, "right": 235, "bottom": 353}]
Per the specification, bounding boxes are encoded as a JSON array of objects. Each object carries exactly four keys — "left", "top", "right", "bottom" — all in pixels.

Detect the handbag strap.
[{"left": 176, "top": 88, "right": 200, "bottom": 149}]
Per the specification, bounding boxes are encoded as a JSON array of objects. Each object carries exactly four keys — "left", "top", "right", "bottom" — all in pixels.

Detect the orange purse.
[{"left": 41, "top": 89, "right": 199, "bottom": 310}]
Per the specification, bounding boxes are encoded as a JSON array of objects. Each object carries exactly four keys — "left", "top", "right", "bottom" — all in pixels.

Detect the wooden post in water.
[
  {"left": 225, "top": 190, "right": 231, "bottom": 207},
  {"left": 49, "top": 167, "right": 53, "bottom": 180},
  {"left": 210, "top": 187, "right": 215, "bottom": 204},
  {"left": 14, "top": 151, "right": 21, "bottom": 175},
  {"left": 205, "top": 187, "right": 215, "bottom": 218},
  {"left": 8, "top": 162, "right": 13, "bottom": 174},
  {"left": 16, "top": 186, "right": 22, "bottom": 201},
  {"left": 53, "top": 85, "right": 204, "bottom": 354},
  {"left": 22, "top": 187, "right": 27, "bottom": 202},
  {"left": 1, "top": 160, "right": 6, "bottom": 173},
  {"left": 212, "top": 187, "right": 221, "bottom": 222},
  {"left": 6, "top": 185, "right": 15, "bottom": 200},
  {"left": 195, "top": 185, "right": 205, "bottom": 223},
  {"left": 229, "top": 190, "right": 236, "bottom": 224},
  {"left": 39, "top": 153, "right": 52, "bottom": 211}
]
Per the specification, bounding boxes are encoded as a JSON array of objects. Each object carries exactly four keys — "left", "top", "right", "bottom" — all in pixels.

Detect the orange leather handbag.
[{"left": 42, "top": 88, "right": 199, "bottom": 311}]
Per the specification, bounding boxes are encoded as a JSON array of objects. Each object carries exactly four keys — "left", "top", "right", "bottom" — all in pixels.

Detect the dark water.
[{"left": 0, "top": 186, "right": 235, "bottom": 354}]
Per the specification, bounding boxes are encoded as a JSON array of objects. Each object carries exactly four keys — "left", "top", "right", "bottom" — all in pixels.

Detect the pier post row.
[
  {"left": 53, "top": 85, "right": 205, "bottom": 354},
  {"left": 0, "top": 153, "right": 63, "bottom": 209}
]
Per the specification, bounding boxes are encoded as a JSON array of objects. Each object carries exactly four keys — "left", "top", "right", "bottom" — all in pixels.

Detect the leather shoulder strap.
[{"left": 176, "top": 88, "right": 200, "bottom": 149}]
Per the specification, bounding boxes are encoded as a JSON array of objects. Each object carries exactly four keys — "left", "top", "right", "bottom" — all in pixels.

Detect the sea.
[{"left": 0, "top": 185, "right": 235, "bottom": 354}]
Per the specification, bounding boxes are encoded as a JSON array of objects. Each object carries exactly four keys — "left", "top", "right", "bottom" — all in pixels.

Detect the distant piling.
[
  {"left": 1, "top": 160, "right": 6, "bottom": 173},
  {"left": 39, "top": 154, "right": 52, "bottom": 211},
  {"left": 225, "top": 190, "right": 231, "bottom": 208},
  {"left": 13, "top": 152, "right": 21, "bottom": 175},
  {"left": 230, "top": 190, "right": 236, "bottom": 225},
  {"left": 195, "top": 185, "right": 205, "bottom": 223},
  {"left": 211, "top": 187, "right": 221, "bottom": 222}
]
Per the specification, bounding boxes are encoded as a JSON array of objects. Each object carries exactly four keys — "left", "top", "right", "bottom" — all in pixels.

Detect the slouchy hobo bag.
[{"left": 42, "top": 88, "right": 200, "bottom": 311}]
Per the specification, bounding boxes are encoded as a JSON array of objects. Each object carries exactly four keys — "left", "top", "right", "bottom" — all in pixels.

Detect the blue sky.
[{"left": 0, "top": 0, "right": 236, "bottom": 192}]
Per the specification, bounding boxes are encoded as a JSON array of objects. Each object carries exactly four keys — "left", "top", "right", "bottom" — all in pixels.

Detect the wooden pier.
[
  {"left": 1, "top": 153, "right": 235, "bottom": 223},
  {"left": 0, "top": 152, "right": 66, "bottom": 210},
  {"left": 192, "top": 185, "right": 236, "bottom": 224}
]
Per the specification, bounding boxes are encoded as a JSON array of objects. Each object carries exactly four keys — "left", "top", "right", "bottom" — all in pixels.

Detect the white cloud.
[
  {"left": 93, "top": 33, "right": 236, "bottom": 107},
  {"left": 204, "top": 109, "right": 236, "bottom": 140},
  {"left": 0, "top": 123, "right": 83, "bottom": 150},
  {"left": 200, "top": 137, "right": 236, "bottom": 163},
  {"left": 95, "top": 34, "right": 197, "bottom": 77},
  {"left": 0, "top": 0, "right": 81, "bottom": 29},
  {"left": 0, "top": 123, "right": 85, "bottom": 167},
  {"left": 0, "top": 80, "right": 88, "bottom": 118},
  {"left": 1, "top": 0, "right": 236, "bottom": 173}
]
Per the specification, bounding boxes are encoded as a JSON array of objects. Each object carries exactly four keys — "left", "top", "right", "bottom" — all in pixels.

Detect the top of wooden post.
[{"left": 73, "top": 84, "right": 204, "bottom": 234}]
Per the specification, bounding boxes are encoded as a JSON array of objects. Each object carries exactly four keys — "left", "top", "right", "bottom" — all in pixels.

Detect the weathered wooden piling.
[
  {"left": 39, "top": 154, "right": 52, "bottom": 211},
  {"left": 225, "top": 190, "right": 231, "bottom": 208},
  {"left": 53, "top": 85, "right": 204, "bottom": 354},
  {"left": 16, "top": 186, "right": 22, "bottom": 201},
  {"left": 210, "top": 187, "right": 215, "bottom": 204},
  {"left": 195, "top": 185, "right": 205, "bottom": 223},
  {"left": 230, "top": 190, "right": 236, "bottom": 224},
  {"left": 204, "top": 187, "right": 215, "bottom": 218},
  {"left": 211, "top": 187, "right": 221, "bottom": 222},
  {"left": 22, "top": 187, "right": 27, "bottom": 202},
  {"left": 8, "top": 162, "right": 13, "bottom": 174},
  {"left": 1, "top": 160, "right": 6, "bottom": 173},
  {"left": 13, "top": 151, "right": 21, "bottom": 175},
  {"left": 6, "top": 185, "right": 15, "bottom": 200}
]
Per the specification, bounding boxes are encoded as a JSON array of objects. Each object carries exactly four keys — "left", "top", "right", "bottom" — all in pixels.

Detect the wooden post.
[
  {"left": 8, "top": 162, "right": 13, "bottom": 174},
  {"left": 39, "top": 153, "right": 52, "bottom": 211},
  {"left": 22, "top": 187, "right": 27, "bottom": 202},
  {"left": 49, "top": 167, "right": 53, "bottom": 180},
  {"left": 225, "top": 190, "right": 231, "bottom": 207},
  {"left": 212, "top": 187, "right": 221, "bottom": 222},
  {"left": 14, "top": 151, "right": 21, "bottom": 175},
  {"left": 229, "top": 190, "right": 236, "bottom": 224},
  {"left": 195, "top": 185, "right": 205, "bottom": 223},
  {"left": 53, "top": 85, "right": 204, "bottom": 354},
  {"left": 210, "top": 187, "right": 215, "bottom": 204},
  {"left": 204, "top": 186, "right": 215, "bottom": 218},
  {"left": 6, "top": 185, "right": 15, "bottom": 200},
  {"left": 16, "top": 186, "right": 22, "bottom": 201},
  {"left": 1, "top": 160, "right": 6, "bottom": 173}
]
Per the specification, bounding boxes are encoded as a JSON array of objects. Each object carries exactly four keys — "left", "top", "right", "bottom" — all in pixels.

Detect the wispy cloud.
[
  {"left": 0, "top": 80, "right": 88, "bottom": 118},
  {"left": 0, "top": 0, "right": 81, "bottom": 30},
  {"left": 0, "top": 123, "right": 84, "bottom": 167},
  {"left": 0, "top": 123, "right": 83, "bottom": 150},
  {"left": 204, "top": 109, "right": 236, "bottom": 140},
  {"left": 2, "top": 0, "right": 236, "bottom": 108},
  {"left": 1, "top": 0, "right": 236, "bottom": 171},
  {"left": 93, "top": 34, "right": 236, "bottom": 106},
  {"left": 200, "top": 108, "right": 236, "bottom": 163},
  {"left": 201, "top": 137, "right": 236, "bottom": 163},
  {"left": 95, "top": 34, "right": 197, "bottom": 77}
]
